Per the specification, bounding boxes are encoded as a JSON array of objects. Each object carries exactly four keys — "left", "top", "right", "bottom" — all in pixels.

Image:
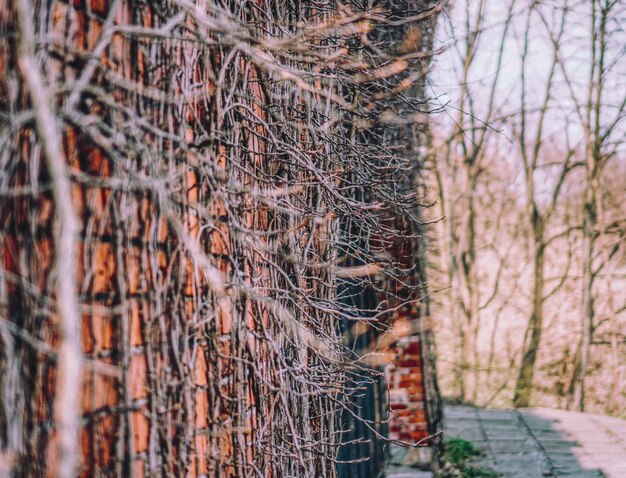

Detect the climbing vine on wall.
[{"left": 0, "top": 0, "right": 441, "bottom": 476}]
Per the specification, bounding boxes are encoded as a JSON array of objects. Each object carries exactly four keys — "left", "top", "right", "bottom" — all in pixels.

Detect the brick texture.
[{"left": 388, "top": 334, "right": 429, "bottom": 443}]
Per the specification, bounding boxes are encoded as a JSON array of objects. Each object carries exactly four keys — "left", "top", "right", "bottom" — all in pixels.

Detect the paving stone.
[
  {"left": 444, "top": 429, "right": 484, "bottom": 441},
  {"left": 483, "top": 429, "right": 528, "bottom": 440},
  {"left": 570, "top": 457, "right": 603, "bottom": 466},
  {"left": 565, "top": 432, "right": 607, "bottom": 442},
  {"left": 443, "top": 416, "right": 478, "bottom": 424},
  {"left": 593, "top": 458, "right": 626, "bottom": 468},
  {"left": 444, "top": 421, "right": 480, "bottom": 428},
  {"left": 443, "top": 423, "right": 471, "bottom": 430},
  {"left": 479, "top": 417, "right": 519, "bottom": 425},
  {"left": 386, "top": 406, "right": 626, "bottom": 478},
  {"left": 596, "top": 416, "right": 626, "bottom": 428},
  {"left": 551, "top": 462, "right": 595, "bottom": 473},
  {"left": 490, "top": 455, "right": 548, "bottom": 477},
  {"left": 477, "top": 412, "right": 518, "bottom": 422},
  {"left": 537, "top": 438, "right": 580, "bottom": 448},
  {"left": 520, "top": 420, "right": 560, "bottom": 430},
  {"left": 444, "top": 420, "right": 480, "bottom": 429},
  {"left": 487, "top": 439, "right": 533, "bottom": 453},
  {"left": 493, "top": 472, "right": 543, "bottom": 478},
  {"left": 444, "top": 408, "right": 478, "bottom": 420},
  {"left": 531, "top": 430, "right": 573, "bottom": 439},
  {"left": 541, "top": 444, "right": 585, "bottom": 454},
  {"left": 578, "top": 443, "right": 624, "bottom": 453},
  {"left": 604, "top": 461, "right": 626, "bottom": 478},
  {"left": 555, "top": 472, "right": 604, "bottom": 478}
]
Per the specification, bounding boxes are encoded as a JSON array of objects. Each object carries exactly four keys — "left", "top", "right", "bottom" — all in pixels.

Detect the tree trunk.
[
  {"left": 572, "top": 191, "right": 595, "bottom": 411},
  {"left": 514, "top": 212, "right": 545, "bottom": 408}
]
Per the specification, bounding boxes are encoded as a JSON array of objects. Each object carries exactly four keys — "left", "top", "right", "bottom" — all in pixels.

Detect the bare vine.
[{"left": 0, "top": 0, "right": 440, "bottom": 476}]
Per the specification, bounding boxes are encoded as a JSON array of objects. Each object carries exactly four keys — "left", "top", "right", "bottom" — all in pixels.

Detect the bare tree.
[
  {"left": 556, "top": 0, "right": 626, "bottom": 413},
  {"left": 511, "top": 1, "right": 579, "bottom": 408},
  {"left": 431, "top": 0, "right": 517, "bottom": 403},
  {"left": 428, "top": 0, "right": 624, "bottom": 413}
]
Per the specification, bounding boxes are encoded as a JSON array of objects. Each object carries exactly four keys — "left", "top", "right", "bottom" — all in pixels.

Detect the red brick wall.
[{"left": 388, "top": 335, "right": 429, "bottom": 443}]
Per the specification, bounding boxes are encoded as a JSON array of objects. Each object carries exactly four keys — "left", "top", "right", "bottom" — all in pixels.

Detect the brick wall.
[
  {"left": 388, "top": 334, "right": 429, "bottom": 444},
  {"left": 1, "top": 0, "right": 443, "bottom": 475}
]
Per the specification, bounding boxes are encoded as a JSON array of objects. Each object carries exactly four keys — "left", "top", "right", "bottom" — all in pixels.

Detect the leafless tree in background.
[
  {"left": 556, "top": 0, "right": 626, "bottom": 413},
  {"left": 511, "top": 1, "right": 576, "bottom": 408},
  {"left": 432, "top": 0, "right": 517, "bottom": 404},
  {"left": 428, "top": 0, "right": 625, "bottom": 413}
]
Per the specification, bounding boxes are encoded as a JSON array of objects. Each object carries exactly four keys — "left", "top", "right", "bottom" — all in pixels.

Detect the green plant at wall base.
[
  {"left": 445, "top": 437, "right": 481, "bottom": 466},
  {"left": 444, "top": 438, "right": 500, "bottom": 478}
]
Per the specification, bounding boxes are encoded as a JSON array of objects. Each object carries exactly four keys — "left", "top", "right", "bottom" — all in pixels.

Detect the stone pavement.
[
  {"left": 518, "top": 408, "right": 626, "bottom": 478},
  {"left": 386, "top": 405, "right": 626, "bottom": 477}
]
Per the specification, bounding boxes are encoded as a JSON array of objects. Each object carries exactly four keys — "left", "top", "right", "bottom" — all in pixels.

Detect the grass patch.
[{"left": 443, "top": 438, "right": 499, "bottom": 478}]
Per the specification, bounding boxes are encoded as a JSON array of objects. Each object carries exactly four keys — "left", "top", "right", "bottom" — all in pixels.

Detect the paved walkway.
[{"left": 387, "top": 405, "right": 626, "bottom": 477}]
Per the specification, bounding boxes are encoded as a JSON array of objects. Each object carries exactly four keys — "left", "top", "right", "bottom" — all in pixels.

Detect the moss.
[{"left": 443, "top": 438, "right": 499, "bottom": 478}]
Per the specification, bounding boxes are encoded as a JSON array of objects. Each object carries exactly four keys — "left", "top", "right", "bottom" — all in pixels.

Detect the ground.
[{"left": 387, "top": 405, "right": 626, "bottom": 477}]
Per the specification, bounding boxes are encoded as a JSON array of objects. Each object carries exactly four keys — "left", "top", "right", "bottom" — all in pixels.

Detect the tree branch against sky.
[{"left": 428, "top": 0, "right": 625, "bottom": 412}]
